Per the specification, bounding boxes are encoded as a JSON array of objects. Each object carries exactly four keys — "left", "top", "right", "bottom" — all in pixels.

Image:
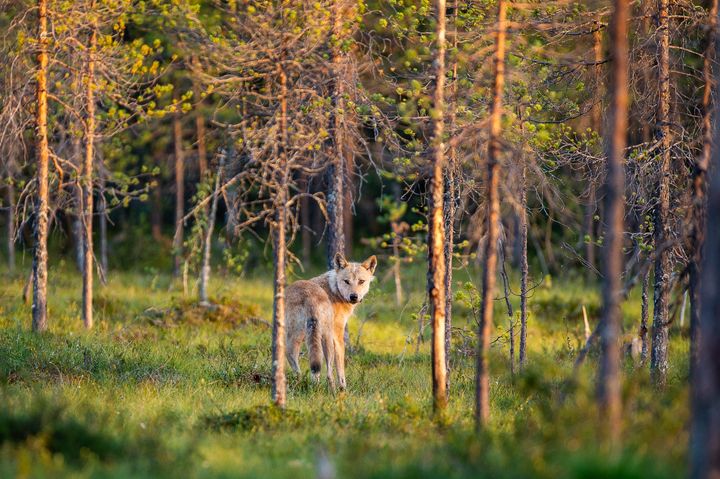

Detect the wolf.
[{"left": 285, "top": 253, "right": 377, "bottom": 391}]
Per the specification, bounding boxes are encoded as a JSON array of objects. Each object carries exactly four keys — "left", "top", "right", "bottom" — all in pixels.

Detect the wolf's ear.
[
  {"left": 334, "top": 252, "right": 349, "bottom": 270},
  {"left": 361, "top": 255, "right": 377, "bottom": 274}
]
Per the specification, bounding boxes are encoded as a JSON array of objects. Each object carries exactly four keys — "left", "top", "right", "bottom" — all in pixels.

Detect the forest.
[{"left": 1, "top": 0, "right": 720, "bottom": 477}]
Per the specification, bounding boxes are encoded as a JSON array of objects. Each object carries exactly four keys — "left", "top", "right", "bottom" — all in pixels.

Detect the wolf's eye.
[
  {"left": 344, "top": 280, "right": 350, "bottom": 285},
  {"left": 358, "top": 280, "right": 365, "bottom": 285}
]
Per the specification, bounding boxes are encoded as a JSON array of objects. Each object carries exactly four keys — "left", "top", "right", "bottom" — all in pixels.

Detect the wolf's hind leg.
[
  {"left": 322, "top": 334, "right": 336, "bottom": 393},
  {"left": 287, "top": 334, "right": 303, "bottom": 374}
]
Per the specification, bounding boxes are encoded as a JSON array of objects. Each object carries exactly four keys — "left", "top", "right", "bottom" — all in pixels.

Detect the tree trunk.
[
  {"left": 596, "top": 0, "right": 628, "bottom": 446},
  {"left": 271, "top": 64, "right": 288, "bottom": 409},
  {"left": 651, "top": 0, "right": 672, "bottom": 387},
  {"left": 690, "top": 6, "right": 720, "bottom": 472},
  {"left": 98, "top": 171, "right": 108, "bottom": 276},
  {"left": 443, "top": 0, "right": 459, "bottom": 394},
  {"left": 193, "top": 57, "right": 208, "bottom": 180},
  {"left": 428, "top": 0, "right": 448, "bottom": 413},
  {"left": 151, "top": 176, "right": 162, "bottom": 241},
  {"left": 640, "top": 268, "right": 650, "bottom": 363},
  {"left": 199, "top": 153, "right": 225, "bottom": 305},
  {"left": 519, "top": 165, "right": 529, "bottom": 369},
  {"left": 690, "top": 0, "right": 717, "bottom": 380},
  {"left": 81, "top": 16, "right": 97, "bottom": 329},
  {"left": 476, "top": 0, "right": 506, "bottom": 428},
  {"left": 32, "top": 0, "right": 50, "bottom": 332},
  {"left": 72, "top": 135, "right": 84, "bottom": 272},
  {"left": 173, "top": 106, "right": 185, "bottom": 278},
  {"left": 585, "top": 13, "right": 603, "bottom": 281},
  {"left": 6, "top": 179, "right": 15, "bottom": 274},
  {"left": 300, "top": 173, "right": 312, "bottom": 264},
  {"left": 325, "top": 0, "right": 345, "bottom": 270}
]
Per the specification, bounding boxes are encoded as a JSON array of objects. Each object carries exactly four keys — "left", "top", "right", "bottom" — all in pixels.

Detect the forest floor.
[{"left": 0, "top": 259, "right": 690, "bottom": 478}]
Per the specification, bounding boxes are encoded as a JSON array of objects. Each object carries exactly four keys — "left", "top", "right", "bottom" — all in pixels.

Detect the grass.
[{"left": 0, "top": 258, "right": 690, "bottom": 478}]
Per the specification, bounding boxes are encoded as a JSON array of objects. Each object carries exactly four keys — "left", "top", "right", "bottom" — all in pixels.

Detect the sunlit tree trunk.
[
  {"left": 81, "top": 12, "right": 97, "bottom": 329},
  {"left": 193, "top": 57, "right": 208, "bottom": 180},
  {"left": 325, "top": 0, "right": 345, "bottom": 270},
  {"left": 428, "top": 0, "right": 448, "bottom": 413},
  {"left": 72, "top": 135, "right": 84, "bottom": 271},
  {"left": 32, "top": 0, "right": 50, "bottom": 332},
  {"left": 596, "top": 0, "right": 628, "bottom": 446},
  {"left": 271, "top": 63, "right": 288, "bottom": 409},
  {"left": 173, "top": 104, "right": 185, "bottom": 278},
  {"left": 476, "top": 0, "right": 506, "bottom": 428},
  {"left": 650, "top": 0, "right": 671, "bottom": 387}
]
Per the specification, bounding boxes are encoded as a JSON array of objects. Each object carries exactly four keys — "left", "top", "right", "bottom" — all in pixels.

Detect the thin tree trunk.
[
  {"left": 193, "top": 57, "right": 208, "bottom": 179},
  {"left": 326, "top": 0, "right": 345, "bottom": 270},
  {"left": 98, "top": 171, "right": 108, "bottom": 276},
  {"left": 585, "top": 13, "right": 603, "bottom": 280},
  {"left": 72, "top": 135, "right": 84, "bottom": 271},
  {"left": 640, "top": 268, "right": 650, "bottom": 363},
  {"left": 6, "top": 179, "right": 15, "bottom": 274},
  {"left": 81, "top": 14, "right": 97, "bottom": 329},
  {"left": 32, "top": 0, "right": 50, "bottom": 332},
  {"left": 690, "top": 0, "right": 717, "bottom": 379},
  {"left": 173, "top": 106, "right": 185, "bottom": 278},
  {"left": 271, "top": 63, "right": 288, "bottom": 409},
  {"left": 443, "top": 0, "right": 459, "bottom": 394},
  {"left": 428, "top": 0, "right": 448, "bottom": 414},
  {"left": 199, "top": 153, "right": 225, "bottom": 305},
  {"left": 519, "top": 165, "right": 529, "bottom": 369},
  {"left": 300, "top": 173, "right": 311, "bottom": 264},
  {"left": 344, "top": 156, "right": 354, "bottom": 257},
  {"left": 596, "top": 0, "right": 628, "bottom": 446},
  {"left": 651, "top": 0, "right": 672, "bottom": 387},
  {"left": 476, "top": 0, "right": 506, "bottom": 428},
  {"left": 151, "top": 176, "right": 162, "bottom": 241}
]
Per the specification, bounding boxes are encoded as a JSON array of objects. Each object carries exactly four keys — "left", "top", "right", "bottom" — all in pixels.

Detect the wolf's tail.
[{"left": 307, "top": 316, "right": 322, "bottom": 374}]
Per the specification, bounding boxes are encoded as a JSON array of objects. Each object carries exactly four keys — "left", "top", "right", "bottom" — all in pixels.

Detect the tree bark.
[
  {"left": 584, "top": 13, "right": 603, "bottom": 281},
  {"left": 98, "top": 170, "right": 108, "bottom": 276},
  {"left": 651, "top": 0, "right": 672, "bottom": 387},
  {"left": 72, "top": 135, "right": 84, "bottom": 272},
  {"left": 689, "top": 4, "right": 719, "bottom": 477},
  {"left": 151, "top": 175, "right": 162, "bottom": 241},
  {"left": 476, "top": 0, "right": 506, "bottom": 428},
  {"left": 271, "top": 64, "right": 288, "bottom": 409},
  {"left": 443, "top": 0, "right": 459, "bottom": 394},
  {"left": 596, "top": 0, "right": 628, "bottom": 446},
  {"left": 690, "top": 0, "right": 717, "bottom": 380},
  {"left": 519, "top": 165, "right": 529, "bottom": 369},
  {"left": 325, "top": 0, "right": 345, "bottom": 270},
  {"left": 193, "top": 57, "right": 208, "bottom": 179},
  {"left": 173, "top": 105, "right": 185, "bottom": 278},
  {"left": 640, "top": 268, "right": 650, "bottom": 363},
  {"left": 81, "top": 14, "right": 97, "bottom": 329},
  {"left": 6, "top": 179, "right": 15, "bottom": 274},
  {"left": 428, "top": 0, "right": 448, "bottom": 413},
  {"left": 199, "top": 153, "right": 225, "bottom": 305},
  {"left": 32, "top": 0, "right": 50, "bottom": 332}
]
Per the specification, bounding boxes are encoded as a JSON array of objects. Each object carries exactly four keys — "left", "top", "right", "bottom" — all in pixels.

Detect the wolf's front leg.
[{"left": 333, "top": 329, "right": 346, "bottom": 391}]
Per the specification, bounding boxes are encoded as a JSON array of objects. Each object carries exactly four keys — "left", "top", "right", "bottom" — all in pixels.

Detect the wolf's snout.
[{"left": 349, "top": 294, "right": 359, "bottom": 303}]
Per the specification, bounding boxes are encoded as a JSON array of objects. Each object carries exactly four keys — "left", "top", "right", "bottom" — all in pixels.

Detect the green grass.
[{"left": 0, "top": 260, "right": 690, "bottom": 478}]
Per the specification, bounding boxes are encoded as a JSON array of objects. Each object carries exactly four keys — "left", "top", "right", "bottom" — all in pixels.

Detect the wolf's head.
[{"left": 332, "top": 253, "right": 377, "bottom": 304}]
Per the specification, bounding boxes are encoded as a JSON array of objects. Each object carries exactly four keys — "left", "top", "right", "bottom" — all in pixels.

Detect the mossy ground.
[{"left": 0, "top": 259, "right": 689, "bottom": 478}]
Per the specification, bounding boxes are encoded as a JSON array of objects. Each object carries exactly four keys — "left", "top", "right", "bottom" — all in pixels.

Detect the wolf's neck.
[{"left": 315, "top": 270, "right": 348, "bottom": 305}]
